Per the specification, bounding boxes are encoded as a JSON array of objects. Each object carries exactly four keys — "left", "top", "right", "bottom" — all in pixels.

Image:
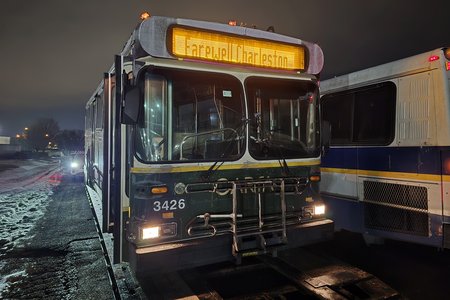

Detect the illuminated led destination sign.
[{"left": 170, "top": 26, "right": 306, "bottom": 71}]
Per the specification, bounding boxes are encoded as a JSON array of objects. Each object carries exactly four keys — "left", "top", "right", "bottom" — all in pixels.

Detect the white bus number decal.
[{"left": 153, "top": 199, "right": 186, "bottom": 211}]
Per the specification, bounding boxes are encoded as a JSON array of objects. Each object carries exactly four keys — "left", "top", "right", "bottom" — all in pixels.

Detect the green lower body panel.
[{"left": 129, "top": 219, "right": 333, "bottom": 276}]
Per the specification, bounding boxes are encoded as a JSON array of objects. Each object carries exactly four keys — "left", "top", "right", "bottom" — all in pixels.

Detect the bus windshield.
[
  {"left": 246, "top": 77, "right": 320, "bottom": 159},
  {"left": 135, "top": 68, "right": 245, "bottom": 162}
]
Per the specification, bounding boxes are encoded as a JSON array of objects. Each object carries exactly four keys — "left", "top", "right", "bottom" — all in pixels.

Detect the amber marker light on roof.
[{"left": 140, "top": 12, "right": 150, "bottom": 20}]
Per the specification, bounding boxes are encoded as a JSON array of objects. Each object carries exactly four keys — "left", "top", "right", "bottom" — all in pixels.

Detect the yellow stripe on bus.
[
  {"left": 320, "top": 167, "right": 357, "bottom": 175},
  {"left": 131, "top": 159, "right": 320, "bottom": 174},
  {"left": 321, "top": 167, "right": 442, "bottom": 182}
]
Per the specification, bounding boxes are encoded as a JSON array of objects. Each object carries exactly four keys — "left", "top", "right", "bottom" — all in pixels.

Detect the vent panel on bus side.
[
  {"left": 363, "top": 180, "right": 429, "bottom": 236},
  {"left": 397, "top": 72, "right": 436, "bottom": 146}
]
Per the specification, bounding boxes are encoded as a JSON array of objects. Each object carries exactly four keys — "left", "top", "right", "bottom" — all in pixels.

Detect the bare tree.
[
  {"left": 55, "top": 129, "right": 84, "bottom": 152},
  {"left": 27, "top": 118, "right": 60, "bottom": 151}
]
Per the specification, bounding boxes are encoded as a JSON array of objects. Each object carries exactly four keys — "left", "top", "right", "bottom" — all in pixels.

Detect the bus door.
[
  {"left": 101, "top": 73, "right": 115, "bottom": 235},
  {"left": 103, "top": 66, "right": 127, "bottom": 263}
]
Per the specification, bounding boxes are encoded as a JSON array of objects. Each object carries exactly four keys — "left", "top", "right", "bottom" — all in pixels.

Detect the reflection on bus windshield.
[
  {"left": 246, "top": 77, "right": 320, "bottom": 159},
  {"left": 136, "top": 69, "right": 245, "bottom": 162},
  {"left": 136, "top": 70, "right": 321, "bottom": 162}
]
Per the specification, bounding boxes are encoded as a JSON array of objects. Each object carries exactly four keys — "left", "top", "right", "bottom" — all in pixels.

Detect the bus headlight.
[
  {"left": 141, "top": 223, "right": 177, "bottom": 240},
  {"left": 314, "top": 204, "right": 326, "bottom": 216},
  {"left": 142, "top": 226, "right": 160, "bottom": 239}
]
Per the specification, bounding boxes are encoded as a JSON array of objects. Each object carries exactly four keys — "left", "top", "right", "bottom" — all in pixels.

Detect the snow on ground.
[
  {"left": 0, "top": 159, "right": 61, "bottom": 193},
  {"left": 0, "top": 159, "right": 61, "bottom": 295},
  {"left": 0, "top": 265, "right": 27, "bottom": 296}
]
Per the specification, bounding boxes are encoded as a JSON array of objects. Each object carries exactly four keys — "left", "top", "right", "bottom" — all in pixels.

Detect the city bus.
[
  {"left": 85, "top": 14, "right": 333, "bottom": 275},
  {"left": 320, "top": 47, "right": 450, "bottom": 249}
]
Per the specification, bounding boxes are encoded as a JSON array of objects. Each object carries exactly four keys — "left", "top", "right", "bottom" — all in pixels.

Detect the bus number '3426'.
[{"left": 153, "top": 199, "right": 186, "bottom": 211}]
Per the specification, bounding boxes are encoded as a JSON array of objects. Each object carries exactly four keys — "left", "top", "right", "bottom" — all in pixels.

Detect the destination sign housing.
[{"left": 170, "top": 26, "right": 306, "bottom": 71}]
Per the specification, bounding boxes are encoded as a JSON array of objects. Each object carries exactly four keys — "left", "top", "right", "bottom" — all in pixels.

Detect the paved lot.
[{"left": 306, "top": 230, "right": 450, "bottom": 300}]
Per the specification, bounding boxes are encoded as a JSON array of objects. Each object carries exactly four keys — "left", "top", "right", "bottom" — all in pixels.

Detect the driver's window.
[
  {"left": 138, "top": 74, "right": 166, "bottom": 161},
  {"left": 172, "top": 83, "right": 238, "bottom": 160},
  {"left": 136, "top": 68, "right": 244, "bottom": 163}
]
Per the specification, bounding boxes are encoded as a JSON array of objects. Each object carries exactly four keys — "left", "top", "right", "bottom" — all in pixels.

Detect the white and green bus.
[{"left": 85, "top": 14, "right": 333, "bottom": 275}]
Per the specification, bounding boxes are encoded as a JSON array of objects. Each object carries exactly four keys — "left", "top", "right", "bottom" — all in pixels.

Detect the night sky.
[{"left": 0, "top": 0, "right": 449, "bottom": 137}]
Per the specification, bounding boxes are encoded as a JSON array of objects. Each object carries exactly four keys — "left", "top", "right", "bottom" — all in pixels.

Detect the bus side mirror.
[
  {"left": 321, "top": 120, "right": 331, "bottom": 156},
  {"left": 121, "top": 86, "right": 140, "bottom": 124}
]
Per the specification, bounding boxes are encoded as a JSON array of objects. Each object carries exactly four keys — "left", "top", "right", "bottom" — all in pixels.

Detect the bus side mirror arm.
[
  {"left": 121, "top": 86, "right": 140, "bottom": 124},
  {"left": 321, "top": 120, "right": 331, "bottom": 156}
]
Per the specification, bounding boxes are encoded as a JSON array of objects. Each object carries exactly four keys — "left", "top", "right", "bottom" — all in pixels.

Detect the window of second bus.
[{"left": 321, "top": 81, "right": 396, "bottom": 146}]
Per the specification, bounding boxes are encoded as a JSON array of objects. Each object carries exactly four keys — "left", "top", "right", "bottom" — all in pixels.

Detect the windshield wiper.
[
  {"left": 201, "top": 118, "right": 249, "bottom": 181},
  {"left": 276, "top": 144, "right": 293, "bottom": 177},
  {"left": 253, "top": 136, "right": 293, "bottom": 177},
  {"left": 252, "top": 111, "right": 294, "bottom": 177}
]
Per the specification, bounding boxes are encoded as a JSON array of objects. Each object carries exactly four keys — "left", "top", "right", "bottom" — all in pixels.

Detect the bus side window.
[
  {"left": 321, "top": 93, "right": 353, "bottom": 145},
  {"left": 353, "top": 83, "right": 396, "bottom": 144},
  {"left": 322, "top": 82, "right": 396, "bottom": 146}
]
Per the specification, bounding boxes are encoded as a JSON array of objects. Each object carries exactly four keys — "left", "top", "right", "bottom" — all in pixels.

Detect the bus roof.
[
  {"left": 122, "top": 16, "right": 324, "bottom": 75},
  {"left": 320, "top": 47, "right": 448, "bottom": 94}
]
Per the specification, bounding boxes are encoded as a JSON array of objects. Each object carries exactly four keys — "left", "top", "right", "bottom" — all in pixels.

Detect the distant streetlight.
[
  {"left": 23, "top": 127, "right": 29, "bottom": 139},
  {"left": 45, "top": 133, "right": 49, "bottom": 137},
  {"left": 16, "top": 134, "right": 21, "bottom": 138}
]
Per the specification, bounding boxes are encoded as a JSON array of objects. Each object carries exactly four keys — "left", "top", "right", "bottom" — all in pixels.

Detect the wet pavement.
[{"left": 306, "top": 230, "right": 450, "bottom": 300}]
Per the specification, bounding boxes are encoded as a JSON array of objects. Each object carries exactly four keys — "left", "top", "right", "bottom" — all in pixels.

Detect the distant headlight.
[
  {"left": 314, "top": 204, "right": 326, "bottom": 216},
  {"left": 70, "top": 162, "right": 79, "bottom": 169}
]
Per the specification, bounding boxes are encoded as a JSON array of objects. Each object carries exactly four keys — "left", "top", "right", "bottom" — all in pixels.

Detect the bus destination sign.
[{"left": 170, "top": 26, "right": 305, "bottom": 71}]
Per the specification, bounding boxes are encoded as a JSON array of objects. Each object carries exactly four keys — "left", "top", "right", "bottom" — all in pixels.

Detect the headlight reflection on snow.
[{"left": 49, "top": 172, "right": 62, "bottom": 184}]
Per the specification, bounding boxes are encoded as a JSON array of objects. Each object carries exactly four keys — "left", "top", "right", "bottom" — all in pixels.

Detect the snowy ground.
[
  {"left": 0, "top": 159, "right": 113, "bottom": 299},
  {"left": 0, "top": 159, "right": 61, "bottom": 296},
  {"left": 0, "top": 159, "right": 60, "bottom": 256}
]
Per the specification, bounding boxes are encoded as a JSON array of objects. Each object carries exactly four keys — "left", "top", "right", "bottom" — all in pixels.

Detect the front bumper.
[{"left": 129, "top": 218, "right": 333, "bottom": 276}]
